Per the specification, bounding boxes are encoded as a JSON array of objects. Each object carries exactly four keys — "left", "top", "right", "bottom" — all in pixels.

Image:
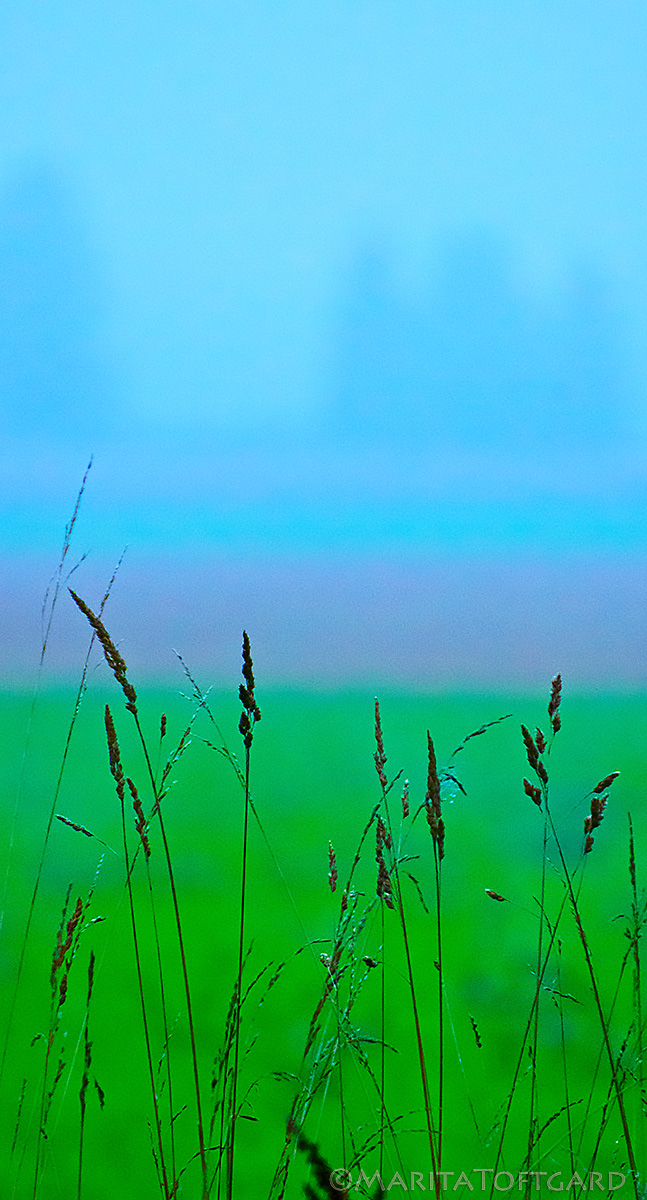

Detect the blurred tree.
[{"left": 332, "top": 230, "right": 629, "bottom": 453}]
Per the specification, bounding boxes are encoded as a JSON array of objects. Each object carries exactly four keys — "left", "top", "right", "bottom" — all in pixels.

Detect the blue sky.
[{"left": 2, "top": 2, "right": 646, "bottom": 683}]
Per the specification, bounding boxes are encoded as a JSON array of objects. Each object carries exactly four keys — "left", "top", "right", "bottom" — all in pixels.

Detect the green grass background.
[{"left": 0, "top": 685, "right": 645, "bottom": 1196}]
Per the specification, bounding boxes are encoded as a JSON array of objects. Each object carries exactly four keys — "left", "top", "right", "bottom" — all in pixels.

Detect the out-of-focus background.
[
  {"left": 2, "top": 14, "right": 646, "bottom": 1195},
  {"left": 2, "top": 1, "right": 646, "bottom": 688}
]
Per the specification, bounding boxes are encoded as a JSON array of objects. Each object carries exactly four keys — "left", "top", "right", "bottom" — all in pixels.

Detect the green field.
[{"left": 0, "top": 681, "right": 645, "bottom": 1198}]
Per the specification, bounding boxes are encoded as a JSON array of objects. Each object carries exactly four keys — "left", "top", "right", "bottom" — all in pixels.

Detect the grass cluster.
[{"left": 0, "top": 479, "right": 645, "bottom": 1198}]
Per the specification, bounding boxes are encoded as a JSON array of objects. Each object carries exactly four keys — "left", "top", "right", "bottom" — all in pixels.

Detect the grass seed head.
[
  {"left": 373, "top": 698, "right": 388, "bottom": 789},
  {"left": 521, "top": 724, "right": 539, "bottom": 771},
  {"left": 375, "top": 817, "right": 395, "bottom": 907},
  {"left": 58, "top": 973, "right": 68, "bottom": 1008},
  {"left": 593, "top": 771, "right": 619, "bottom": 794},
  {"left": 376, "top": 814, "right": 386, "bottom": 857},
  {"left": 584, "top": 791, "right": 609, "bottom": 851},
  {"left": 66, "top": 895, "right": 83, "bottom": 942},
  {"left": 523, "top": 778, "right": 542, "bottom": 807},
  {"left": 426, "top": 731, "right": 440, "bottom": 809},
  {"left": 69, "top": 590, "right": 137, "bottom": 712},
  {"left": 548, "top": 673, "right": 562, "bottom": 733},
  {"left": 425, "top": 803, "right": 445, "bottom": 860},
  {"left": 55, "top": 814, "right": 94, "bottom": 838},
  {"left": 239, "top": 630, "right": 261, "bottom": 748},
  {"left": 297, "top": 1133, "right": 345, "bottom": 1199},
  {"left": 425, "top": 731, "right": 444, "bottom": 859},
  {"left": 376, "top": 858, "right": 395, "bottom": 908},
  {"left": 629, "top": 814, "right": 637, "bottom": 890},
  {"left": 128, "top": 778, "right": 151, "bottom": 859},
  {"left": 585, "top": 792, "right": 608, "bottom": 835},
  {"left": 328, "top": 841, "right": 337, "bottom": 892},
  {"left": 104, "top": 705, "right": 125, "bottom": 801},
  {"left": 87, "top": 949, "right": 96, "bottom": 1007},
  {"left": 52, "top": 895, "right": 83, "bottom": 977}
]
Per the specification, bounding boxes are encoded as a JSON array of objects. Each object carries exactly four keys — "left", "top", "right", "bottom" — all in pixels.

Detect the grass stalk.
[
  {"left": 379, "top": 901, "right": 386, "bottom": 1184},
  {"left": 394, "top": 882, "right": 439, "bottom": 1192},
  {"left": 489, "top": 890, "right": 569, "bottom": 1196},
  {"left": 627, "top": 814, "right": 646, "bottom": 1176},
  {"left": 132, "top": 709, "right": 209, "bottom": 1200},
  {"left": 226, "top": 740, "right": 251, "bottom": 1200},
  {"left": 226, "top": 631, "right": 260, "bottom": 1200},
  {"left": 70, "top": 591, "right": 209, "bottom": 1198},
  {"left": 136, "top": 793, "right": 178, "bottom": 1193},
  {"left": 77, "top": 950, "right": 95, "bottom": 1200},
  {"left": 433, "top": 841, "right": 443, "bottom": 1179},
  {"left": 376, "top": 703, "right": 442, "bottom": 1194},
  {"left": 555, "top": 937, "right": 575, "bottom": 1175},
  {"left": 547, "top": 810, "right": 640, "bottom": 1198},
  {"left": 106, "top": 705, "right": 170, "bottom": 1200},
  {"left": 525, "top": 797, "right": 548, "bottom": 1184}
]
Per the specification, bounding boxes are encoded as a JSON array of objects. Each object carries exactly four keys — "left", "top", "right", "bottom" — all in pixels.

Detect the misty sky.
[{"left": 2, "top": 3, "right": 646, "bottom": 684}]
